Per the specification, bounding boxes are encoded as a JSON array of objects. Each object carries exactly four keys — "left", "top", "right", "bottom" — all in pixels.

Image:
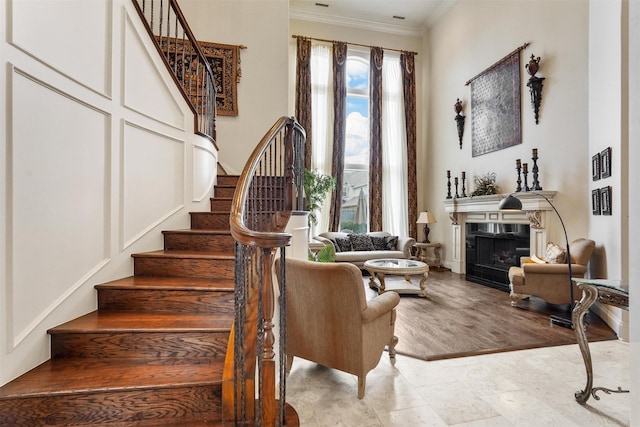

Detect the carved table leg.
[
  {"left": 377, "top": 273, "right": 386, "bottom": 293},
  {"left": 433, "top": 246, "right": 441, "bottom": 267},
  {"left": 573, "top": 284, "right": 598, "bottom": 404},
  {"left": 368, "top": 272, "right": 386, "bottom": 294},
  {"left": 418, "top": 271, "right": 429, "bottom": 297}
]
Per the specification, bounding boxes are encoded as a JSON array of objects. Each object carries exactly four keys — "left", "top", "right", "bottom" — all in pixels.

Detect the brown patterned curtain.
[
  {"left": 401, "top": 52, "right": 417, "bottom": 239},
  {"left": 369, "top": 47, "right": 383, "bottom": 232},
  {"left": 295, "top": 37, "right": 312, "bottom": 170},
  {"left": 329, "top": 42, "right": 347, "bottom": 231}
]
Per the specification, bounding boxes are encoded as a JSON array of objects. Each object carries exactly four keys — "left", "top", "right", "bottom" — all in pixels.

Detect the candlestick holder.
[
  {"left": 531, "top": 153, "right": 542, "bottom": 190},
  {"left": 516, "top": 162, "right": 523, "bottom": 192},
  {"left": 523, "top": 164, "right": 530, "bottom": 191},
  {"left": 461, "top": 175, "right": 467, "bottom": 197},
  {"left": 446, "top": 175, "right": 452, "bottom": 199},
  {"left": 454, "top": 178, "right": 459, "bottom": 198}
]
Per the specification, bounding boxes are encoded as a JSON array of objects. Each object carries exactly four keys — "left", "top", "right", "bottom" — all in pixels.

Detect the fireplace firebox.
[{"left": 465, "top": 223, "right": 530, "bottom": 291}]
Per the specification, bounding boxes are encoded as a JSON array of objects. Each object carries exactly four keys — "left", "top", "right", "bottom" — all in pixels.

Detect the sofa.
[{"left": 314, "top": 231, "right": 415, "bottom": 269}]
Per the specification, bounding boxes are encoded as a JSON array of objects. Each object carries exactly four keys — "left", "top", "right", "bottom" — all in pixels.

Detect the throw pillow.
[
  {"left": 545, "top": 242, "right": 567, "bottom": 264},
  {"left": 328, "top": 238, "right": 340, "bottom": 253},
  {"left": 349, "top": 233, "right": 375, "bottom": 251},
  {"left": 530, "top": 254, "right": 547, "bottom": 264},
  {"left": 370, "top": 236, "right": 387, "bottom": 251},
  {"left": 335, "top": 237, "right": 352, "bottom": 252},
  {"left": 384, "top": 235, "right": 399, "bottom": 250}
]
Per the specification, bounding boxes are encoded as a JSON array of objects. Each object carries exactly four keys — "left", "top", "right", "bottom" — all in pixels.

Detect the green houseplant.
[
  {"left": 308, "top": 243, "right": 336, "bottom": 262},
  {"left": 471, "top": 171, "right": 500, "bottom": 196},
  {"left": 303, "top": 169, "right": 336, "bottom": 227}
]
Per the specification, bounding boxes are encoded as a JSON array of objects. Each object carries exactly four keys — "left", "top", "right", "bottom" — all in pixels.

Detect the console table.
[{"left": 571, "top": 278, "right": 629, "bottom": 404}]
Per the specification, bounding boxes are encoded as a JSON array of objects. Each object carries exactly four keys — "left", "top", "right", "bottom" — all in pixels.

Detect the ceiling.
[{"left": 289, "top": 0, "right": 455, "bottom": 36}]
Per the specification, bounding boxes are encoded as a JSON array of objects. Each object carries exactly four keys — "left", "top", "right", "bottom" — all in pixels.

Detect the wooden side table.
[{"left": 413, "top": 242, "right": 441, "bottom": 268}]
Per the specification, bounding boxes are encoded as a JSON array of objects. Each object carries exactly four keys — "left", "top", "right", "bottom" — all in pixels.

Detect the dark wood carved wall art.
[
  {"left": 600, "top": 186, "right": 612, "bottom": 215},
  {"left": 592, "top": 152, "right": 601, "bottom": 181},
  {"left": 454, "top": 98, "right": 465, "bottom": 149},
  {"left": 525, "top": 54, "right": 545, "bottom": 124},
  {"left": 592, "top": 188, "right": 601, "bottom": 215},
  {"left": 600, "top": 147, "right": 612, "bottom": 178},
  {"left": 466, "top": 43, "right": 529, "bottom": 157},
  {"left": 157, "top": 37, "right": 244, "bottom": 116}
]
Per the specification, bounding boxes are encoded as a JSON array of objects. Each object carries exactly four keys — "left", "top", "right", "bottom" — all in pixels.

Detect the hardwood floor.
[{"left": 373, "top": 269, "right": 617, "bottom": 361}]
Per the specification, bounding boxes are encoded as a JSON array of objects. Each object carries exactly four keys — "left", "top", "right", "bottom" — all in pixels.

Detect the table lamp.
[
  {"left": 416, "top": 211, "right": 437, "bottom": 243},
  {"left": 498, "top": 192, "right": 574, "bottom": 328}
]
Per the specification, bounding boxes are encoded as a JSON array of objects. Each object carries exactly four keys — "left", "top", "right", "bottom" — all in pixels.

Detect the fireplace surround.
[{"left": 443, "top": 192, "right": 558, "bottom": 286}]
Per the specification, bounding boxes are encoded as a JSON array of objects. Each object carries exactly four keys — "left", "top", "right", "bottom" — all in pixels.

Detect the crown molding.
[
  {"left": 289, "top": 9, "right": 424, "bottom": 38},
  {"left": 423, "top": 0, "right": 456, "bottom": 29}
]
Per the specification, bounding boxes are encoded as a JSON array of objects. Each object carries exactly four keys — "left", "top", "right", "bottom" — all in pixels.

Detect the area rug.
[{"left": 366, "top": 270, "right": 618, "bottom": 361}]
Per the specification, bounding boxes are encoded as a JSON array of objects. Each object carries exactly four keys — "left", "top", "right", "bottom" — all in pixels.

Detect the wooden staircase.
[{"left": 0, "top": 175, "right": 240, "bottom": 426}]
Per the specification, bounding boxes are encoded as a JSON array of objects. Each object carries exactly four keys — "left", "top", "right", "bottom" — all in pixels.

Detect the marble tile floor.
[{"left": 286, "top": 340, "right": 630, "bottom": 426}]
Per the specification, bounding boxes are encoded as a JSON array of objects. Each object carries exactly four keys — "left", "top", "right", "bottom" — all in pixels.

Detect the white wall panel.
[
  {"left": 122, "top": 122, "right": 184, "bottom": 248},
  {"left": 192, "top": 143, "right": 215, "bottom": 202},
  {"left": 10, "top": 0, "right": 112, "bottom": 96},
  {"left": 123, "top": 13, "right": 185, "bottom": 130},
  {"left": 10, "top": 69, "right": 110, "bottom": 345}
]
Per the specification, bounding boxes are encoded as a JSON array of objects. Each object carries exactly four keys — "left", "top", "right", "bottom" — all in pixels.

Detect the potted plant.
[
  {"left": 303, "top": 169, "right": 336, "bottom": 228},
  {"left": 471, "top": 171, "right": 500, "bottom": 196},
  {"left": 308, "top": 243, "right": 336, "bottom": 262}
]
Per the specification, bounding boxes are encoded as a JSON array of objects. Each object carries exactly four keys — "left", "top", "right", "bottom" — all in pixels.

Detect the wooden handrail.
[{"left": 224, "top": 116, "right": 305, "bottom": 426}]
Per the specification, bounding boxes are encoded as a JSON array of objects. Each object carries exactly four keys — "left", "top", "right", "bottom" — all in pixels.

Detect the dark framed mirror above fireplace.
[{"left": 465, "top": 223, "right": 530, "bottom": 292}]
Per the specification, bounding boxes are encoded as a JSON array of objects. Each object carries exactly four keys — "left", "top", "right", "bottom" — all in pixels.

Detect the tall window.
[
  {"left": 300, "top": 40, "right": 414, "bottom": 236},
  {"left": 340, "top": 49, "right": 369, "bottom": 233}
]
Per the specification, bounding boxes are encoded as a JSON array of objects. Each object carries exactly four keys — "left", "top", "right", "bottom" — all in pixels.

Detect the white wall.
[
  {"left": 425, "top": 1, "right": 590, "bottom": 257},
  {"left": 179, "top": 0, "right": 290, "bottom": 175},
  {"left": 0, "top": 0, "right": 217, "bottom": 386},
  {"left": 628, "top": 0, "right": 639, "bottom": 422},
  {"left": 587, "top": 0, "right": 631, "bottom": 340}
]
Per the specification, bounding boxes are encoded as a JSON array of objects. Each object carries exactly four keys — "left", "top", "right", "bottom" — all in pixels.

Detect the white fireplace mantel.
[{"left": 443, "top": 191, "right": 557, "bottom": 274}]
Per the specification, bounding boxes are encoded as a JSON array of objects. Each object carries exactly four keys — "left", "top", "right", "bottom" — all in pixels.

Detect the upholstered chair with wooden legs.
[
  {"left": 275, "top": 257, "right": 399, "bottom": 399},
  {"left": 508, "top": 238, "right": 596, "bottom": 306}
]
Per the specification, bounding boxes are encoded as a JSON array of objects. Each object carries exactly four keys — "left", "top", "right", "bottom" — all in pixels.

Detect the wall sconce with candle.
[
  {"left": 525, "top": 54, "right": 545, "bottom": 124},
  {"left": 454, "top": 98, "right": 465, "bottom": 149}
]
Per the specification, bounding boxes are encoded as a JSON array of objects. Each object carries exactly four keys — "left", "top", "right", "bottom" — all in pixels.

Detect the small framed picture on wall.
[
  {"left": 600, "top": 147, "right": 612, "bottom": 178},
  {"left": 592, "top": 189, "right": 601, "bottom": 215},
  {"left": 600, "top": 186, "right": 612, "bottom": 215},
  {"left": 592, "top": 153, "right": 601, "bottom": 181}
]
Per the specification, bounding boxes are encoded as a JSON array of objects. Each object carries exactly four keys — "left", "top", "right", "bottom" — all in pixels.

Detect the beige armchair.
[
  {"left": 508, "top": 238, "right": 596, "bottom": 306},
  {"left": 275, "top": 257, "right": 399, "bottom": 399}
]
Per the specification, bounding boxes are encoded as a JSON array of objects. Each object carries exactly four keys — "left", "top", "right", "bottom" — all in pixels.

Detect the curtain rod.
[
  {"left": 292, "top": 35, "right": 417, "bottom": 56},
  {"left": 465, "top": 42, "right": 530, "bottom": 86}
]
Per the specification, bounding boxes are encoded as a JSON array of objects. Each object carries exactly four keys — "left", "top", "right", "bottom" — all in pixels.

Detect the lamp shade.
[
  {"left": 417, "top": 211, "right": 437, "bottom": 224},
  {"left": 497, "top": 194, "right": 523, "bottom": 210}
]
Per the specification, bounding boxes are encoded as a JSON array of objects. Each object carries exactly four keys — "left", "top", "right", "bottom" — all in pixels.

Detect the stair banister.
[
  {"left": 226, "top": 117, "right": 305, "bottom": 426},
  {"left": 131, "top": 0, "right": 217, "bottom": 142}
]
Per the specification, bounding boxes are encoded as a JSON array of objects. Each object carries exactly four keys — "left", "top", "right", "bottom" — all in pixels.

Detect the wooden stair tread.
[
  {"left": 96, "top": 276, "right": 234, "bottom": 290},
  {"left": 132, "top": 250, "right": 234, "bottom": 259},
  {"left": 48, "top": 311, "right": 233, "bottom": 333},
  {"left": 0, "top": 357, "right": 224, "bottom": 399},
  {"left": 163, "top": 229, "right": 231, "bottom": 235}
]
